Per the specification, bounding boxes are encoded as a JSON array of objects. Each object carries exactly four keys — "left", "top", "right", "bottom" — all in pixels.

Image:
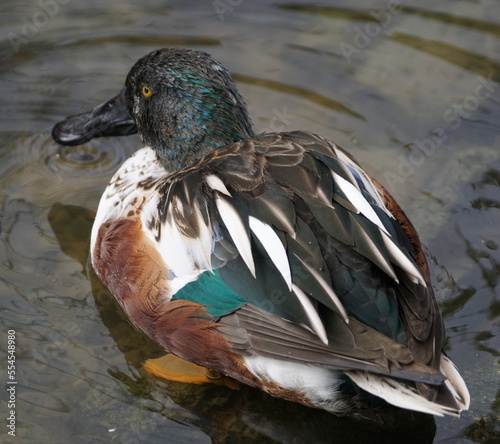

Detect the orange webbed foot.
[{"left": 143, "top": 353, "right": 240, "bottom": 389}]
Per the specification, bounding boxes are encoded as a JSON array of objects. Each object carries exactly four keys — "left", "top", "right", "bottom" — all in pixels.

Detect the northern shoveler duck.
[{"left": 52, "top": 48, "right": 469, "bottom": 417}]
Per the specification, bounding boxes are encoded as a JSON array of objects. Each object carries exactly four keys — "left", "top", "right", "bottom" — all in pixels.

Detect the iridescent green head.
[{"left": 125, "top": 48, "right": 254, "bottom": 169}]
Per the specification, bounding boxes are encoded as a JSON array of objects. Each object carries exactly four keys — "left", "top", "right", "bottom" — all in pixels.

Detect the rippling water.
[{"left": 0, "top": 1, "right": 499, "bottom": 443}]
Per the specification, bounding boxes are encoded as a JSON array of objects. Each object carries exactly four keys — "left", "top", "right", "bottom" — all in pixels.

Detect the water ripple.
[
  {"left": 7, "top": 133, "right": 138, "bottom": 201},
  {"left": 233, "top": 73, "right": 364, "bottom": 119},
  {"left": 19, "top": 388, "right": 70, "bottom": 413},
  {"left": 37, "top": 135, "right": 130, "bottom": 178},
  {"left": 389, "top": 32, "right": 500, "bottom": 80}
]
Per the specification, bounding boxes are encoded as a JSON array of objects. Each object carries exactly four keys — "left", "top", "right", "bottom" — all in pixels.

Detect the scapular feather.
[
  {"left": 305, "top": 200, "right": 354, "bottom": 247},
  {"left": 333, "top": 171, "right": 389, "bottom": 235},
  {"left": 247, "top": 183, "right": 296, "bottom": 236},
  {"left": 249, "top": 216, "right": 292, "bottom": 290},
  {"left": 292, "top": 284, "right": 329, "bottom": 344},
  {"left": 215, "top": 193, "right": 255, "bottom": 277},
  {"left": 381, "top": 231, "right": 426, "bottom": 286},
  {"left": 292, "top": 254, "right": 349, "bottom": 323},
  {"left": 205, "top": 173, "right": 231, "bottom": 196},
  {"left": 285, "top": 217, "right": 324, "bottom": 269},
  {"left": 349, "top": 215, "right": 398, "bottom": 282}
]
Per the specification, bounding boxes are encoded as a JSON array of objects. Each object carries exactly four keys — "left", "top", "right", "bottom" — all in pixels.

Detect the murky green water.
[{"left": 1, "top": 1, "right": 499, "bottom": 443}]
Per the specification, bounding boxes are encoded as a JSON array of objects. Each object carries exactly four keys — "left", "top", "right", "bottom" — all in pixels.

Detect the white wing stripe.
[
  {"left": 332, "top": 171, "right": 389, "bottom": 235},
  {"left": 293, "top": 254, "right": 349, "bottom": 323},
  {"left": 292, "top": 284, "right": 329, "bottom": 345},
  {"left": 333, "top": 147, "right": 392, "bottom": 218},
  {"left": 381, "top": 231, "right": 426, "bottom": 286},
  {"left": 216, "top": 194, "right": 256, "bottom": 277},
  {"left": 249, "top": 216, "right": 292, "bottom": 290},
  {"left": 205, "top": 174, "right": 232, "bottom": 196}
]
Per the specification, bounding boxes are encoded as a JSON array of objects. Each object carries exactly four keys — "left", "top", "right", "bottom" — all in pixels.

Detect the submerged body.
[{"left": 53, "top": 48, "right": 469, "bottom": 417}]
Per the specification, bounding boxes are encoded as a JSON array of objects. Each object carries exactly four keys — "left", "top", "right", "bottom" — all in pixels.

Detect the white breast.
[{"left": 90, "top": 146, "right": 165, "bottom": 260}]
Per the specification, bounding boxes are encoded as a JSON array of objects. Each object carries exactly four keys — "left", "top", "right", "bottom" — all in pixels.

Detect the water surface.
[{"left": 0, "top": 1, "right": 499, "bottom": 443}]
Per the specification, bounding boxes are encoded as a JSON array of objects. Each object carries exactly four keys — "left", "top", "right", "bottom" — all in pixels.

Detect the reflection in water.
[
  {"left": 233, "top": 73, "right": 364, "bottom": 119},
  {"left": 63, "top": 36, "right": 222, "bottom": 49},
  {"left": 48, "top": 202, "right": 436, "bottom": 444},
  {"left": 398, "top": 7, "right": 500, "bottom": 37},
  {"left": 389, "top": 32, "right": 500, "bottom": 80}
]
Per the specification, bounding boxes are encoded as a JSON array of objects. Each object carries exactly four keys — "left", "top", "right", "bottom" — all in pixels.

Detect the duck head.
[{"left": 53, "top": 48, "right": 254, "bottom": 169}]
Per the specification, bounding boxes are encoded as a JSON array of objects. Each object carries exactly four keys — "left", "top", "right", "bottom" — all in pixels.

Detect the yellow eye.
[{"left": 141, "top": 85, "right": 153, "bottom": 97}]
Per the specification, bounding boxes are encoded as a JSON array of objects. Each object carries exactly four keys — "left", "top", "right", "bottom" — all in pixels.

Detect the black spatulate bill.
[{"left": 52, "top": 87, "right": 137, "bottom": 146}]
